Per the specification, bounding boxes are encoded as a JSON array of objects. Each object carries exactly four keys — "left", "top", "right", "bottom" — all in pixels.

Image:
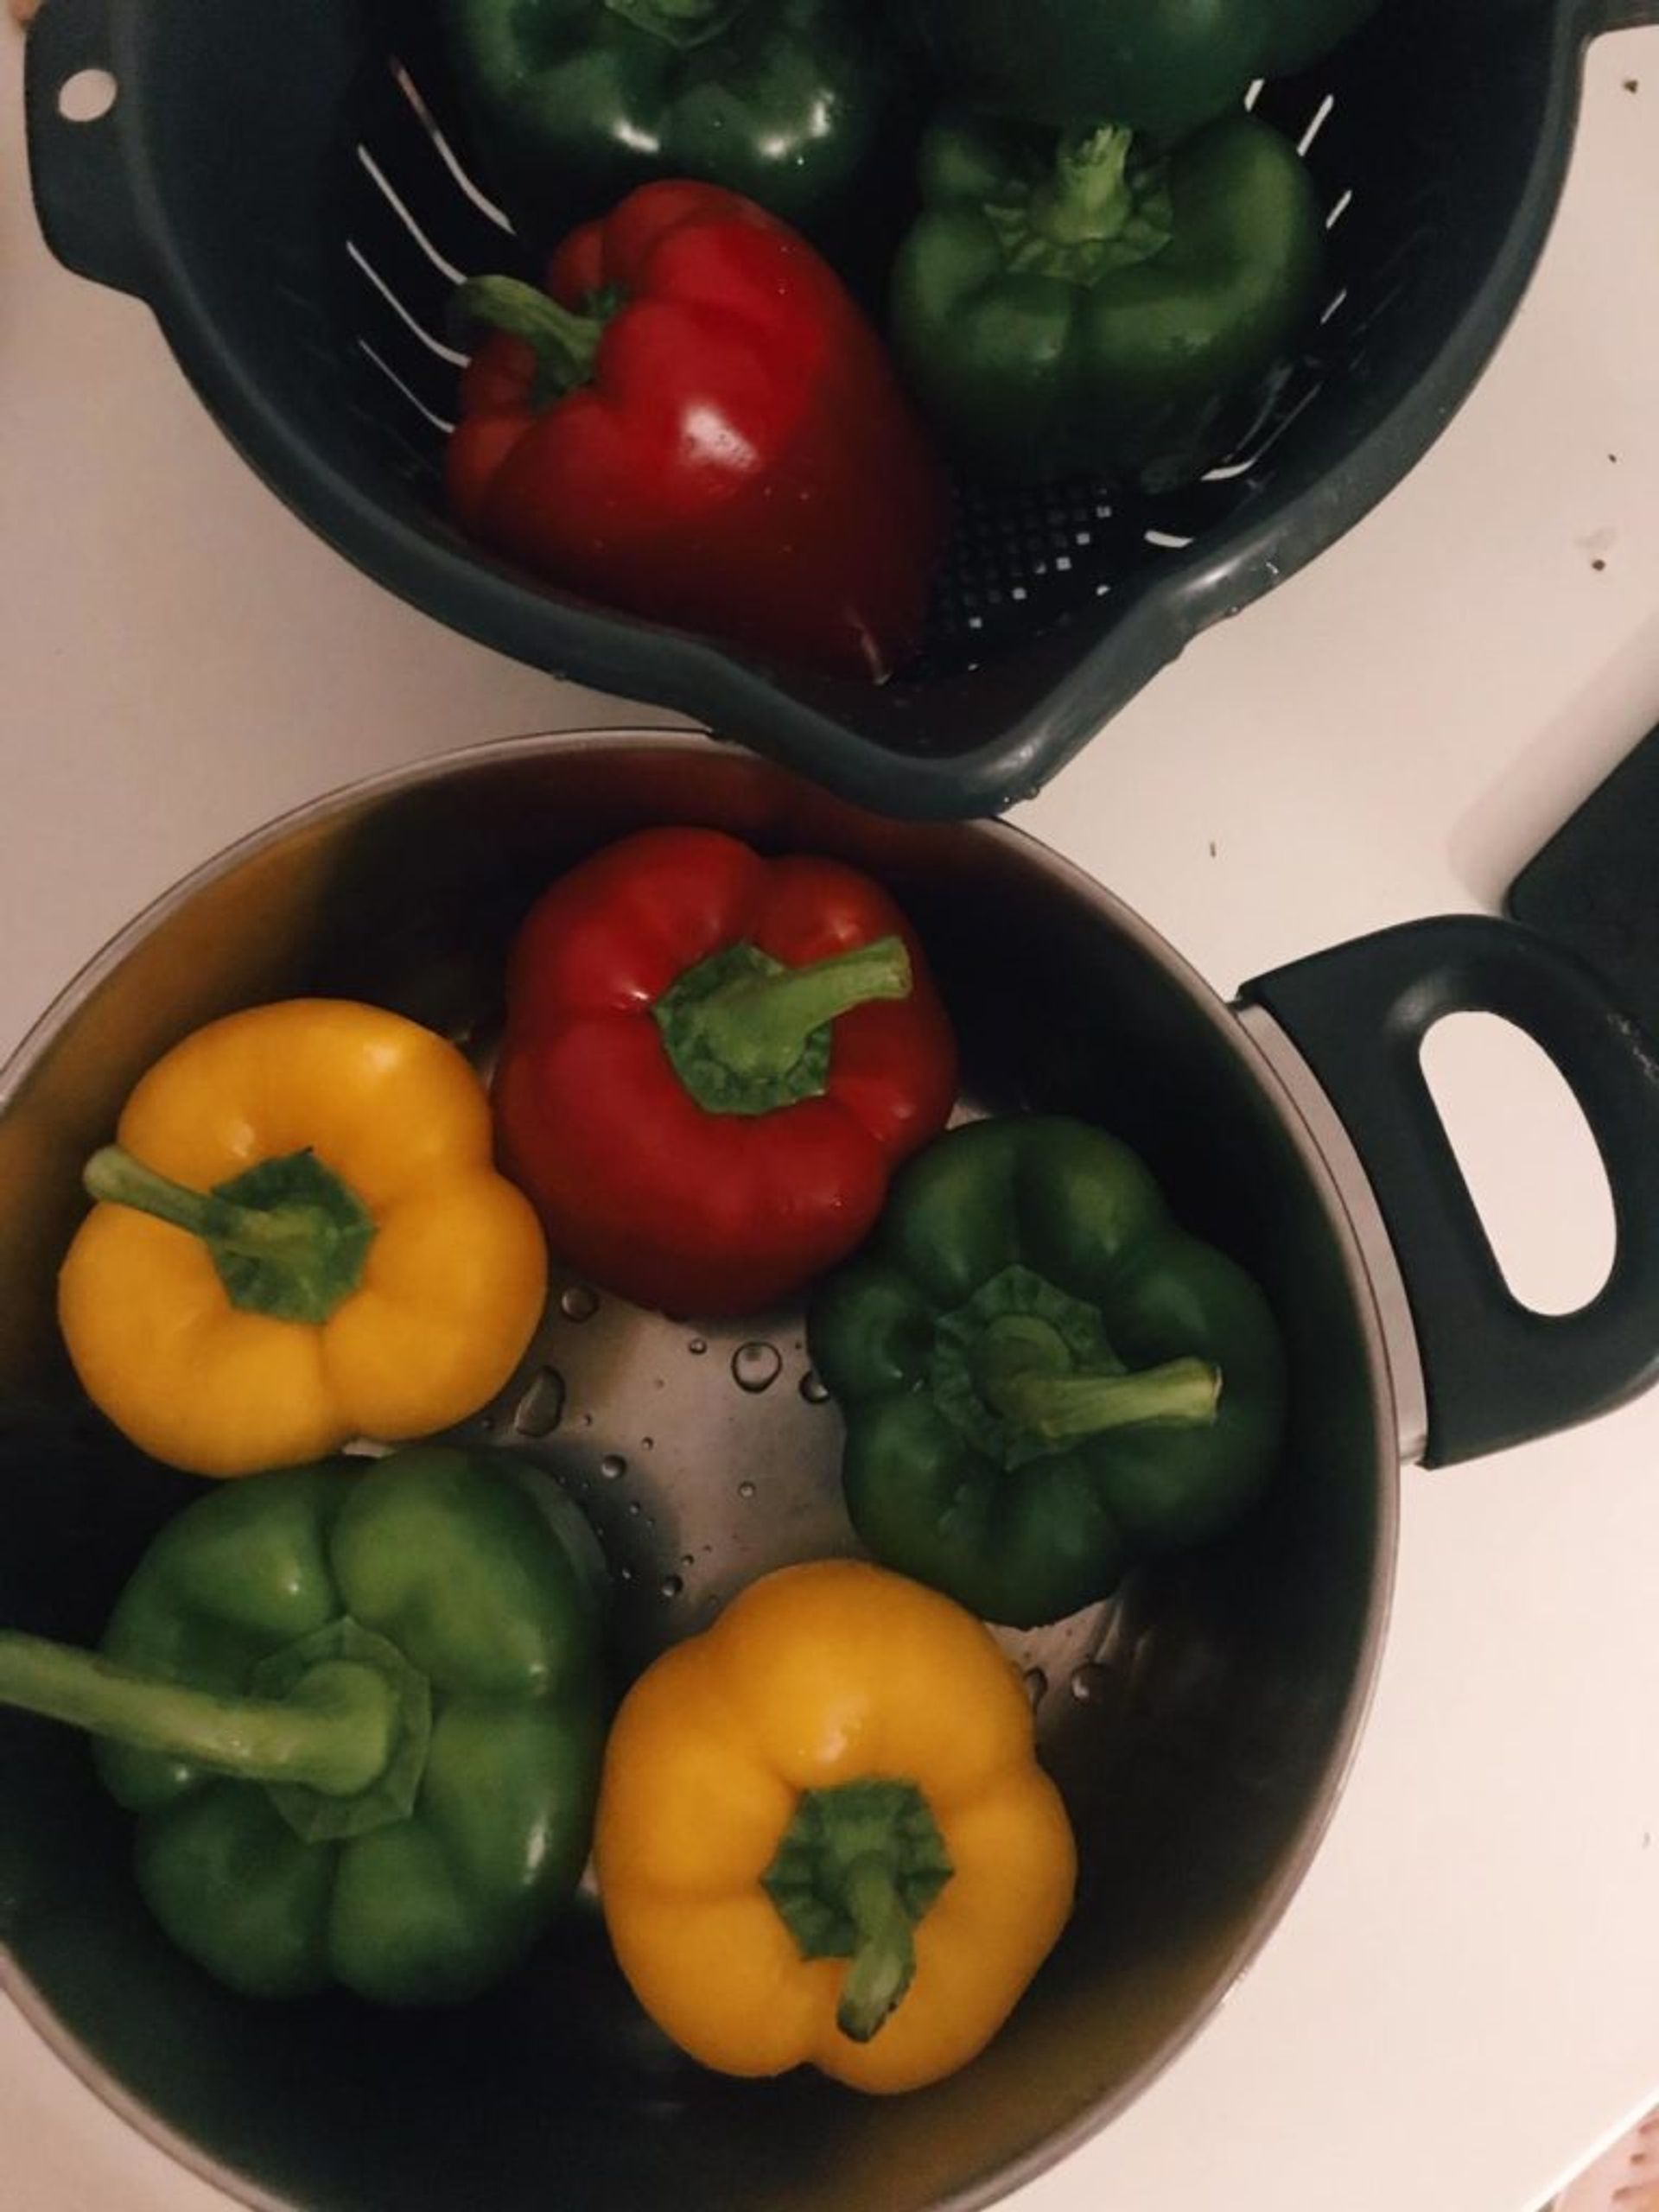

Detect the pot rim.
[{"left": 0, "top": 727, "right": 1402, "bottom": 2212}]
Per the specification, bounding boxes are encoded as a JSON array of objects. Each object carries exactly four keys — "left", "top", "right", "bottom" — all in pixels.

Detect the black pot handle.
[
  {"left": 25, "top": 0, "right": 149, "bottom": 301},
  {"left": 1584, "top": 0, "right": 1659, "bottom": 29},
  {"left": 1244, "top": 917, "right": 1659, "bottom": 1465}
]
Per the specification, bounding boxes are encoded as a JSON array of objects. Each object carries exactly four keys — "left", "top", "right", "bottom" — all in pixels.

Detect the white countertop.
[{"left": 4, "top": 22, "right": 1659, "bottom": 2212}]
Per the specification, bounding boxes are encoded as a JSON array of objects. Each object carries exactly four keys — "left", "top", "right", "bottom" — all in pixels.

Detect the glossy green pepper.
[
  {"left": 441, "top": 0, "right": 917, "bottom": 268},
  {"left": 809, "top": 1117, "right": 1287, "bottom": 1628},
  {"left": 903, "top": 0, "right": 1384, "bottom": 143},
  {"left": 0, "top": 1447, "right": 607, "bottom": 2003},
  {"left": 890, "top": 111, "right": 1324, "bottom": 488}
]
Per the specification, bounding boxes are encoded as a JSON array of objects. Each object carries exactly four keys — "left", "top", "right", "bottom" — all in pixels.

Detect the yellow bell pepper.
[
  {"left": 594, "top": 1559, "right": 1077, "bottom": 2093},
  {"left": 58, "top": 1000, "right": 546, "bottom": 1478}
]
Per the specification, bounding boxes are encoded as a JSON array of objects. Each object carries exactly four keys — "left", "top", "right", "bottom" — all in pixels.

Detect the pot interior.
[{"left": 0, "top": 739, "right": 1389, "bottom": 2212}]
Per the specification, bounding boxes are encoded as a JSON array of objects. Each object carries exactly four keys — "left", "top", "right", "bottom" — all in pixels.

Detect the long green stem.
[
  {"left": 836, "top": 1855, "right": 918, "bottom": 2044},
  {"left": 452, "top": 276, "right": 606, "bottom": 404},
  {"left": 0, "top": 1631, "right": 399, "bottom": 1797},
  {"left": 689, "top": 938, "right": 912, "bottom": 1082},
  {"left": 82, "top": 1142, "right": 374, "bottom": 1326},
  {"left": 86, "top": 1147, "right": 318, "bottom": 1267},
  {"left": 656, "top": 936, "right": 913, "bottom": 1115},
  {"left": 988, "top": 1355, "right": 1221, "bottom": 1442}
]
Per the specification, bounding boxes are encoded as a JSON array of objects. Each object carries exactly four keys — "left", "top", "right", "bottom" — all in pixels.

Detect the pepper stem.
[
  {"left": 655, "top": 937, "right": 913, "bottom": 1116},
  {"left": 83, "top": 1143, "right": 375, "bottom": 1326},
  {"left": 836, "top": 1854, "right": 920, "bottom": 2044},
  {"left": 452, "top": 275, "right": 607, "bottom": 406},
  {"left": 0, "top": 1630, "right": 400, "bottom": 1797},
  {"left": 987, "top": 1355, "right": 1222, "bottom": 1441},
  {"left": 762, "top": 1777, "right": 953, "bottom": 2044},
  {"left": 1030, "top": 125, "right": 1139, "bottom": 245},
  {"left": 986, "top": 123, "right": 1174, "bottom": 284}
]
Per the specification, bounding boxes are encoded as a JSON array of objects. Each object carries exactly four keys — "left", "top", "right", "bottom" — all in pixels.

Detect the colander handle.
[
  {"left": 1243, "top": 917, "right": 1659, "bottom": 1466},
  {"left": 24, "top": 0, "right": 149, "bottom": 300}
]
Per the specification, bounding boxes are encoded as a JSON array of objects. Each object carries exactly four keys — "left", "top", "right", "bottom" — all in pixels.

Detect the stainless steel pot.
[{"left": 5, "top": 734, "right": 1659, "bottom": 2212}]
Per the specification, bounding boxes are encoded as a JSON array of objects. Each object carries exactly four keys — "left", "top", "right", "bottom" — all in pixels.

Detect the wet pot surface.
[{"left": 0, "top": 738, "right": 1393, "bottom": 2212}]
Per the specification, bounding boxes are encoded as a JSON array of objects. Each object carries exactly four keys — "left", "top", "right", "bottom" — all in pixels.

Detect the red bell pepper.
[
  {"left": 492, "top": 828, "right": 958, "bottom": 1316},
  {"left": 446, "top": 181, "right": 947, "bottom": 681}
]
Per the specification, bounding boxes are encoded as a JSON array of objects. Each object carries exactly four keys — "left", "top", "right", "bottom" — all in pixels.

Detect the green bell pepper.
[
  {"left": 0, "top": 1446, "right": 608, "bottom": 2003},
  {"left": 808, "top": 1117, "right": 1286, "bottom": 1628},
  {"left": 442, "top": 0, "right": 917, "bottom": 265},
  {"left": 903, "top": 0, "right": 1385, "bottom": 143},
  {"left": 890, "top": 111, "right": 1324, "bottom": 488}
]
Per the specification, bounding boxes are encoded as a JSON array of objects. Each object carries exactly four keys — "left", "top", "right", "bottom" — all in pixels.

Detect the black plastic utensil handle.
[
  {"left": 24, "top": 0, "right": 148, "bottom": 300},
  {"left": 1586, "top": 0, "right": 1659, "bottom": 29},
  {"left": 1246, "top": 917, "right": 1659, "bottom": 1465}
]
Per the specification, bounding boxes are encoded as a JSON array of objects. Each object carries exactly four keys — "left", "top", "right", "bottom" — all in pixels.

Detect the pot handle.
[
  {"left": 24, "top": 0, "right": 149, "bottom": 301},
  {"left": 1583, "top": 0, "right": 1659, "bottom": 29},
  {"left": 1243, "top": 916, "right": 1659, "bottom": 1465}
]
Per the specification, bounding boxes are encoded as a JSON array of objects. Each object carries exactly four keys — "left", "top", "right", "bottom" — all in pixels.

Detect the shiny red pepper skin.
[
  {"left": 492, "top": 829, "right": 959, "bottom": 1317},
  {"left": 446, "top": 182, "right": 947, "bottom": 681}
]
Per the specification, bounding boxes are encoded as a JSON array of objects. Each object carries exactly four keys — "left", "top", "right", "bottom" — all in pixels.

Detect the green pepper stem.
[
  {"left": 762, "top": 1777, "right": 952, "bottom": 2044},
  {"left": 86, "top": 1147, "right": 320, "bottom": 1268},
  {"left": 0, "top": 1631, "right": 400, "bottom": 1797},
  {"left": 836, "top": 1854, "right": 918, "bottom": 2044},
  {"left": 1031, "top": 125, "right": 1138, "bottom": 245},
  {"left": 988, "top": 1355, "right": 1222, "bottom": 1441},
  {"left": 83, "top": 1143, "right": 375, "bottom": 1327},
  {"left": 452, "top": 275, "right": 606, "bottom": 404},
  {"left": 677, "top": 937, "right": 911, "bottom": 1086}
]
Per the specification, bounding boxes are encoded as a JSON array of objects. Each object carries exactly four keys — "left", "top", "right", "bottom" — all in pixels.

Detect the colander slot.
[
  {"left": 346, "top": 243, "right": 466, "bottom": 365},
  {"left": 1296, "top": 92, "right": 1338, "bottom": 156},
  {"left": 357, "top": 341, "right": 457, "bottom": 436},
  {"left": 354, "top": 54, "right": 531, "bottom": 285},
  {"left": 391, "top": 62, "right": 513, "bottom": 235},
  {"left": 356, "top": 144, "right": 468, "bottom": 287},
  {"left": 1325, "top": 187, "right": 1354, "bottom": 230}
]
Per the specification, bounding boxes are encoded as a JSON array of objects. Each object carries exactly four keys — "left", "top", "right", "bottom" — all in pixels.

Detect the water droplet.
[
  {"left": 641, "top": 1436, "right": 654, "bottom": 1452},
  {"left": 578, "top": 1412, "right": 593, "bottom": 1429},
  {"left": 513, "top": 1365, "right": 566, "bottom": 1439},
  {"left": 478, "top": 1414, "right": 494, "bottom": 1433},
  {"left": 559, "top": 1284, "right": 599, "bottom": 1323},
  {"left": 1024, "top": 1667, "right": 1048, "bottom": 1707},
  {"left": 600, "top": 1453, "right": 627, "bottom": 1481},
  {"left": 626, "top": 1499, "right": 642, "bottom": 1516},
  {"left": 620, "top": 1565, "right": 634, "bottom": 1584},
  {"left": 737, "top": 1479, "right": 757, "bottom": 1500},
  {"left": 688, "top": 1337, "right": 708, "bottom": 1356},
  {"left": 732, "top": 1342, "right": 782, "bottom": 1393},
  {"left": 660, "top": 1574, "right": 683, "bottom": 1599},
  {"left": 799, "top": 1369, "right": 830, "bottom": 1405},
  {"left": 1071, "top": 1663, "right": 1109, "bottom": 1704},
  {"left": 680, "top": 1553, "right": 695, "bottom": 1569}
]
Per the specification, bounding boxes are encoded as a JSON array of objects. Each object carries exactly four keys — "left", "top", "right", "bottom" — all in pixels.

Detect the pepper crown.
[
  {"left": 452, "top": 275, "right": 609, "bottom": 405},
  {"left": 987, "top": 124, "right": 1175, "bottom": 286},
  {"left": 763, "top": 1777, "right": 954, "bottom": 2042},
  {"left": 0, "top": 1616, "right": 431, "bottom": 1843},
  {"left": 653, "top": 935, "right": 913, "bottom": 1116},
  {"left": 931, "top": 1265, "right": 1221, "bottom": 1468},
  {"left": 83, "top": 1143, "right": 375, "bottom": 1325}
]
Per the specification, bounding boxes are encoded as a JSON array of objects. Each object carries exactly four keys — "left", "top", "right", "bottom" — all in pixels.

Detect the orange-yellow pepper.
[
  {"left": 594, "top": 1558, "right": 1076, "bottom": 2093},
  {"left": 58, "top": 1000, "right": 546, "bottom": 1478}
]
